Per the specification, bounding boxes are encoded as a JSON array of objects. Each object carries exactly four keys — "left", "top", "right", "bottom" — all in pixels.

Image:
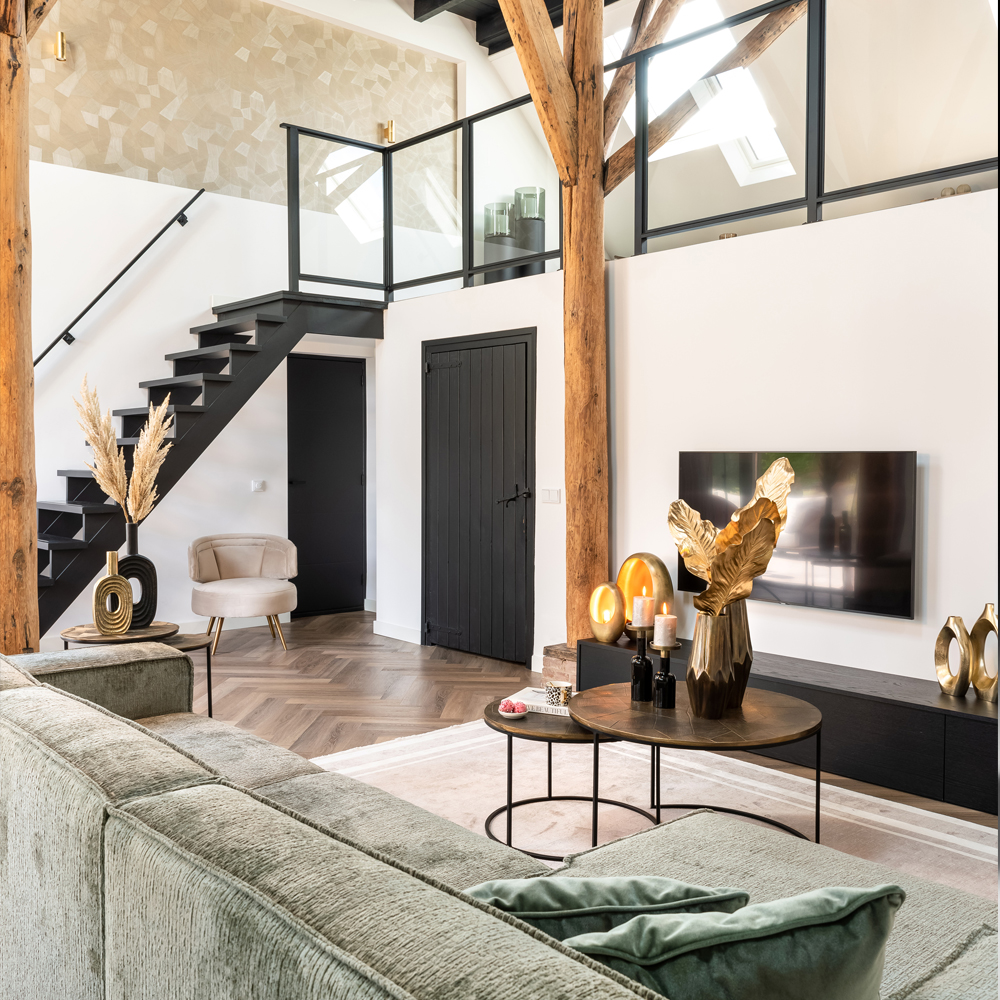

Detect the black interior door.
[
  {"left": 287, "top": 355, "right": 366, "bottom": 617},
  {"left": 423, "top": 330, "right": 535, "bottom": 663}
]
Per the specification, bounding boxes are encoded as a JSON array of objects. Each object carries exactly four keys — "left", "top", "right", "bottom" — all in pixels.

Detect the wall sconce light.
[
  {"left": 56, "top": 31, "right": 68, "bottom": 61},
  {"left": 382, "top": 120, "right": 396, "bottom": 144}
]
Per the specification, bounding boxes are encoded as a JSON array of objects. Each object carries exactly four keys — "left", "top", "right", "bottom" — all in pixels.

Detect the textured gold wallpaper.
[{"left": 28, "top": 0, "right": 457, "bottom": 207}]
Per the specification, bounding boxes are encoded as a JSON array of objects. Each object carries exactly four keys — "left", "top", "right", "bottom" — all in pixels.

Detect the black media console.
[{"left": 577, "top": 638, "right": 997, "bottom": 814}]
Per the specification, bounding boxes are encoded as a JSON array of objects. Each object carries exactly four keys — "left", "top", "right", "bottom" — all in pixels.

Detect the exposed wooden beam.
[
  {"left": 561, "top": 0, "right": 608, "bottom": 643},
  {"left": 24, "top": 0, "right": 54, "bottom": 42},
  {"left": 1, "top": 0, "right": 39, "bottom": 653},
  {"left": 498, "top": 0, "right": 579, "bottom": 185},
  {"left": 604, "top": 1, "right": 807, "bottom": 193},
  {"left": 603, "top": 0, "right": 684, "bottom": 158}
]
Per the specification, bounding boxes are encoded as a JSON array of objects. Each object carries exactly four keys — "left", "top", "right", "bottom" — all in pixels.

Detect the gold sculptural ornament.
[
  {"left": 589, "top": 582, "right": 627, "bottom": 644},
  {"left": 93, "top": 552, "right": 134, "bottom": 635},
  {"left": 934, "top": 616, "right": 973, "bottom": 697},
  {"left": 617, "top": 552, "right": 674, "bottom": 639},
  {"left": 969, "top": 604, "right": 998, "bottom": 703}
]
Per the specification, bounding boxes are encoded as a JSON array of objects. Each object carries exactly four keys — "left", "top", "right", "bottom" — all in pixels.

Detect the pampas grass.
[{"left": 73, "top": 377, "right": 173, "bottom": 524}]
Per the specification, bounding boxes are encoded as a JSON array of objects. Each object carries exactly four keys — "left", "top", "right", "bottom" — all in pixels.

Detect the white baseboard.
[
  {"left": 372, "top": 619, "right": 422, "bottom": 646},
  {"left": 364, "top": 598, "right": 377, "bottom": 612}
]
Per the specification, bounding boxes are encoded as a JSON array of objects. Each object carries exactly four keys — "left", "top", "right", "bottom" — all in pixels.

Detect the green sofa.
[{"left": 1, "top": 644, "right": 995, "bottom": 999}]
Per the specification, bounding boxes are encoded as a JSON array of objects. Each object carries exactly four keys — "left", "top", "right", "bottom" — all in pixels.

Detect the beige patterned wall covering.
[{"left": 28, "top": 0, "right": 457, "bottom": 207}]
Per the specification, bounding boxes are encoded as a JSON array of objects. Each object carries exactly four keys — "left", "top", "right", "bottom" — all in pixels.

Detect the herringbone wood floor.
[{"left": 195, "top": 611, "right": 996, "bottom": 829}]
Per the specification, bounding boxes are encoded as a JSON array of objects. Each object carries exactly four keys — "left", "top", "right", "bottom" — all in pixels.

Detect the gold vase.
[
  {"left": 935, "top": 616, "right": 972, "bottom": 697},
  {"left": 686, "top": 612, "right": 734, "bottom": 719},
  {"left": 970, "top": 604, "right": 998, "bottom": 703},
  {"left": 93, "top": 552, "right": 133, "bottom": 635},
  {"left": 725, "top": 599, "right": 753, "bottom": 709}
]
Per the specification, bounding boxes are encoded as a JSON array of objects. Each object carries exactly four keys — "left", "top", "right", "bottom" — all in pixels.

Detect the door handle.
[
  {"left": 288, "top": 479, "right": 307, "bottom": 485},
  {"left": 496, "top": 484, "right": 532, "bottom": 507}
]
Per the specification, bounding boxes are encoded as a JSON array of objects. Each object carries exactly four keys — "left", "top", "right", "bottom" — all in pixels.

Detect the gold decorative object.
[
  {"left": 970, "top": 604, "right": 998, "bottom": 703},
  {"left": 92, "top": 552, "right": 133, "bottom": 635},
  {"left": 726, "top": 598, "right": 753, "bottom": 709},
  {"left": 589, "top": 582, "right": 626, "bottom": 644},
  {"left": 616, "top": 552, "right": 674, "bottom": 640},
  {"left": 686, "top": 612, "right": 734, "bottom": 719},
  {"left": 383, "top": 120, "right": 396, "bottom": 143},
  {"left": 956, "top": 184, "right": 972, "bottom": 195},
  {"left": 55, "top": 31, "right": 67, "bottom": 62},
  {"left": 935, "top": 616, "right": 972, "bottom": 697}
]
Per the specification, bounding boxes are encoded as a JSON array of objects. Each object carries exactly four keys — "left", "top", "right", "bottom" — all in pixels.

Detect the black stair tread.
[
  {"left": 37, "top": 500, "right": 118, "bottom": 514},
  {"left": 112, "top": 404, "right": 206, "bottom": 416},
  {"left": 189, "top": 312, "right": 286, "bottom": 335},
  {"left": 38, "top": 576, "right": 54, "bottom": 588},
  {"left": 138, "top": 373, "right": 235, "bottom": 389},
  {"left": 117, "top": 437, "right": 140, "bottom": 446},
  {"left": 165, "top": 343, "right": 262, "bottom": 361},
  {"left": 38, "top": 533, "right": 88, "bottom": 550},
  {"left": 56, "top": 469, "right": 96, "bottom": 477}
]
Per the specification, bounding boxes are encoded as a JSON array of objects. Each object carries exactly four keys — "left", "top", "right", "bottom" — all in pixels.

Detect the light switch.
[
  {"left": 251, "top": 480, "right": 266, "bottom": 492},
  {"left": 540, "top": 489, "right": 562, "bottom": 504}
]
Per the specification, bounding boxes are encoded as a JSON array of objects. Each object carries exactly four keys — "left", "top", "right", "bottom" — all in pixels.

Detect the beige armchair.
[{"left": 189, "top": 534, "right": 297, "bottom": 653}]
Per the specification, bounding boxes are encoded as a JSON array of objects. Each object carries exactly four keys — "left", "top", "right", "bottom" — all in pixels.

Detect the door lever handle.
[{"left": 496, "top": 484, "right": 532, "bottom": 507}]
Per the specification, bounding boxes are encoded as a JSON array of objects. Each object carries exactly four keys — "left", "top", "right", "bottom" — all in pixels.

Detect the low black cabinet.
[{"left": 576, "top": 638, "right": 997, "bottom": 814}]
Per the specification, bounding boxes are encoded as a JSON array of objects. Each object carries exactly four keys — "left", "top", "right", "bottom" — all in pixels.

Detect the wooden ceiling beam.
[
  {"left": 604, "top": 0, "right": 807, "bottom": 193},
  {"left": 498, "top": 0, "right": 579, "bottom": 185},
  {"left": 25, "top": 0, "right": 54, "bottom": 42}
]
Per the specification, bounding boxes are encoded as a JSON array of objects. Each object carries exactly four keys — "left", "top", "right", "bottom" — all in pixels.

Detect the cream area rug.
[{"left": 312, "top": 720, "right": 997, "bottom": 901}]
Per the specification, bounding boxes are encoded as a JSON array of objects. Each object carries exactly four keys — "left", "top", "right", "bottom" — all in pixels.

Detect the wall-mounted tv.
[{"left": 677, "top": 452, "right": 917, "bottom": 619}]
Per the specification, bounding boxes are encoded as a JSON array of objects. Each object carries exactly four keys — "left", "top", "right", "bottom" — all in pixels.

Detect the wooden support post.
[{"left": 1, "top": 0, "right": 39, "bottom": 653}]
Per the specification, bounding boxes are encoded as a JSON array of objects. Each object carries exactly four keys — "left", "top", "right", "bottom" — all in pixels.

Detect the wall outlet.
[
  {"left": 251, "top": 480, "right": 266, "bottom": 492},
  {"left": 540, "top": 488, "right": 562, "bottom": 504}
]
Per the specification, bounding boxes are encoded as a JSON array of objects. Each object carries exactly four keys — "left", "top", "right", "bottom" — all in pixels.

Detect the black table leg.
[
  {"left": 547, "top": 741, "right": 553, "bottom": 799},
  {"left": 63, "top": 640, "right": 68, "bottom": 650},
  {"left": 206, "top": 646, "right": 213, "bottom": 719},
  {"left": 815, "top": 728, "right": 822, "bottom": 843},
  {"left": 592, "top": 731, "right": 600, "bottom": 847},
  {"left": 655, "top": 746, "right": 661, "bottom": 824},
  {"left": 506, "top": 733, "right": 513, "bottom": 847},
  {"left": 650, "top": 745, "right": 656, "bottom": 808}
]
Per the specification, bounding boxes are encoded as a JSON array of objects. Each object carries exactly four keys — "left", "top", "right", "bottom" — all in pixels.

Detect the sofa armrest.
[{"left": 21, "top": 642, "right": 193, "bottom": 719}]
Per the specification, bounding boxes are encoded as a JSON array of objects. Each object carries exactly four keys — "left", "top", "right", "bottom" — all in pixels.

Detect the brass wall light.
[
  {"left": 56, "top": 31, "right": 68, "bottom": 62},
  {"left": 382, "top": 120, "right": 396, "bottom": 143}
]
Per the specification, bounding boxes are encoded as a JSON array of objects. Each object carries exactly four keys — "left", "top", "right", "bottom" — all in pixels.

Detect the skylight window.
[{"left": 603, "top": 0, "right": 795, "bottom": 186}]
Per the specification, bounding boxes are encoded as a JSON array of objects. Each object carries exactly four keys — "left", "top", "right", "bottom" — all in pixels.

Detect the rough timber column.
[
  {"left": 561, "top": 0, "right": 608, "bottom": 642},
  {"left": 1, "top": 0, "right": 39, "bottom": 653}
]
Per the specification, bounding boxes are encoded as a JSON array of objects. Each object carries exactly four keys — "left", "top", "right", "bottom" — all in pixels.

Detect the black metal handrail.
[{"left": 33, "top": 188, "right": 206, "bottom": 366}]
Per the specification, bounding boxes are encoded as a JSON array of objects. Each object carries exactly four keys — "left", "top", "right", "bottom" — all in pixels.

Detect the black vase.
[{"left": 118, "top": 522, "right": 158, "bottom": 628}]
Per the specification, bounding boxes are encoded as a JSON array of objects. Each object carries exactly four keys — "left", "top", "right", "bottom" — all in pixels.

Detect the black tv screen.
[{"left": 677, "top": 452, "right": 917, "bottom": 619}]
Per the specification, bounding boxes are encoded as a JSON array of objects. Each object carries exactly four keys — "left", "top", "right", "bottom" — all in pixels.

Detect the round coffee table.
[
  {"left": 569, "top": 683, "right": 823, "bottom": 842},
  {"left": 483, "top": 699, "right": 655, "bottom": 861}
]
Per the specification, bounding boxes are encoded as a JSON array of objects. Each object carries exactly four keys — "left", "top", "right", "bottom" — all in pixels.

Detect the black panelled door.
[
  {"left": 423, "top": 330, "right": 535, "bottom": 664},
  {"left": 287, "top": 355, "right": 366, "bottom": 617}
]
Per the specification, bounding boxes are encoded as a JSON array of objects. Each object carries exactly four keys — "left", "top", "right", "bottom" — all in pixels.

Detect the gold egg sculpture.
[
  {"left": 589, "top": 582, "right": 626, "bottom": 643},
  {"left": 970, "top": 603, "right": 998, "bottom": 703},
  {"left": 93, "top": 552, "right": 133, "bottom": 635},
  {"left": 934, "top": 615, "right": 972, "bottom": 697},
  {"left": 616, "top": 552, "right": 673, "bottom": 640}
]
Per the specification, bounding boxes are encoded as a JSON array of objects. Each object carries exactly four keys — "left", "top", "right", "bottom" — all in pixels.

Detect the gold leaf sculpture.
[
  {"left": 715, "top": 497, "right": 782, "bottom": 555},
  {"left": 731, "top": 457, "right": 795, "bottom": 540},
  {"left": 667, "top": 501, "right": 719, "bottom": 582},
  {"left": 694, "top": 518, "right": 777, "bottom": 616}
]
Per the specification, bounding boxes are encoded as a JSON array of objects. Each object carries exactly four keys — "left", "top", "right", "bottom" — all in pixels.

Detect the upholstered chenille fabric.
[
  {"left": 191, "top": 577, "right": 298, "bottom": 618},
  {"left": 136, "top": 712, "right": 323, "bottom": 789},
  {"left": 19, "top": 642, "right": 193, "bottom": 718},
  {"left": 0, "top": 654, "right": 40, "bottom": 688},
  {"left": 189, "top": 533, "right": 297, "bottom": 582},
  {"left": 550, "top": 810, "right": 998, "bottom": 1000},
  {"left": 464, "top": 876, "right": 750, "bottom": 939},
  {"left": 563, "top": 884, "right": 905, "bottom": 1000},
  {"left": 107, "top": 784, "right": 651, "bottom": 1000},
  {"left": 1, "top": 685, "right": 217, "bottom": 1000},
  {"left": 256, "top": 770, "right": 549, "bottom": 887}
]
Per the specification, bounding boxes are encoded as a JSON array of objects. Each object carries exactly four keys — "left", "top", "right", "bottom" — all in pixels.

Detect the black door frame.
[
  {"left": 287, "top": 352, "right": 367, "bottom": 617},
  {"left": 420, "top": 327, "right": 537, "bottom": 663}
]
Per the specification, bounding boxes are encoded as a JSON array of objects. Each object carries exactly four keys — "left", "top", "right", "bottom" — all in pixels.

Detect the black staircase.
[{"left": 36, "top": 290, "right": 383, "bottom": 634}]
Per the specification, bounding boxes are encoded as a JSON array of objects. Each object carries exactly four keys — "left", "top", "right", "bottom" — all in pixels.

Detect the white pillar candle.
[
  {"left": 654, "top": 614, "right": 677, "bottom": 647},
  {"left": 632, "top": 595, "right": 655, "bottom": 628}
]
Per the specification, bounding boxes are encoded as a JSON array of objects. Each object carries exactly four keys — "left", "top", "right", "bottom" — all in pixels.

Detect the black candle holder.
[
  {"left": 631, "top": 636, "right": 653, "bottom": 702},
  {"left": 651, "top": 645, "right": 678, "bottom": 710}
]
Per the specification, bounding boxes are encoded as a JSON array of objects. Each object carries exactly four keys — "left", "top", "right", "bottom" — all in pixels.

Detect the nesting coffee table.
[{"left": 569, "top": 682, "right": 823, "bottom": 843}]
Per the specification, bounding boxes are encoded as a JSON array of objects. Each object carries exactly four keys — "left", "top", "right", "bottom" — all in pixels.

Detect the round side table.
[
  {"left": 569, "top": 683, "right": 823, "bottom": 843},
  {"left": 483, "top": 699, "right": 655, "bottom": 861}
]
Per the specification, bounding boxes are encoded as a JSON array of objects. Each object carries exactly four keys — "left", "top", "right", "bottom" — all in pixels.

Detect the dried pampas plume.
[
  {"left": 127, "top": 398, "right": 174, "bottom": 524},
  {"left": 72, "top": 377, "right": 173, "bottom": 524},
  {"left": 73, "top": 376, "right": 128, "bottom": 512}
]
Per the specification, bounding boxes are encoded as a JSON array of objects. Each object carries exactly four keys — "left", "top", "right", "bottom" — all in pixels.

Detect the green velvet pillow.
[
  {"left": 464, "top": 876, "right": 750, "bottom": 939},
  {"left": 563, "top": 883, "right": 906, "bottom": 1000}
]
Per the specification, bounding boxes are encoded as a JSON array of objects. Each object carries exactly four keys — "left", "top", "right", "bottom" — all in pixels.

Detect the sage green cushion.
[
  {"left": 564, "top": 884, "right": 906, "bottom": 1000},
  {"left": 465, "top": 877, "right": 749, "bottom": 939}
]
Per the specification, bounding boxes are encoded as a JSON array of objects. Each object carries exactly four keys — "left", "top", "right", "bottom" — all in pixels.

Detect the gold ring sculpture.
[
  {"left": 934, "top": 615, "right": 972, "bottom": 697},
  {"left": 93, "top": 552, "right": 134, "bottom": 635},
  {"left": 969, "top": 603, "right": 998, "bottom": 703},
  {"left": 588, "top": 582, "right": 626, "bottom": 643}
]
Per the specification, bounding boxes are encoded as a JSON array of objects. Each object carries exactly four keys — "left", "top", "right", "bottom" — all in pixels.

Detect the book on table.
[{"left": 506, "top": 687, "right": 569, "bottom": 717}]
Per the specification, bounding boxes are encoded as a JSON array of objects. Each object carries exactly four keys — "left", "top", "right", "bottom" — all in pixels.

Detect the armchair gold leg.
[
  {"left": 266, "top": 616, "right": 276, "bottom": 638},
  {"left": 211, "top": 617, "right": 225, "bottom": 655},
  {"left": 206, "top": 617, "right": 216, "bottom": 636},
  {"left": 273, "top": 616, "right": 288, "bottom": 651}
]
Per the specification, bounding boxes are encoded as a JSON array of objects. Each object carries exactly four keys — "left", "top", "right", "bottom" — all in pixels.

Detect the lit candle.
[
  {"left": 654, "top": 614, "right": 677, "bottom": 648},
  {"left": 633, "top": 594, "right": 655, "bottom": 628}
]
